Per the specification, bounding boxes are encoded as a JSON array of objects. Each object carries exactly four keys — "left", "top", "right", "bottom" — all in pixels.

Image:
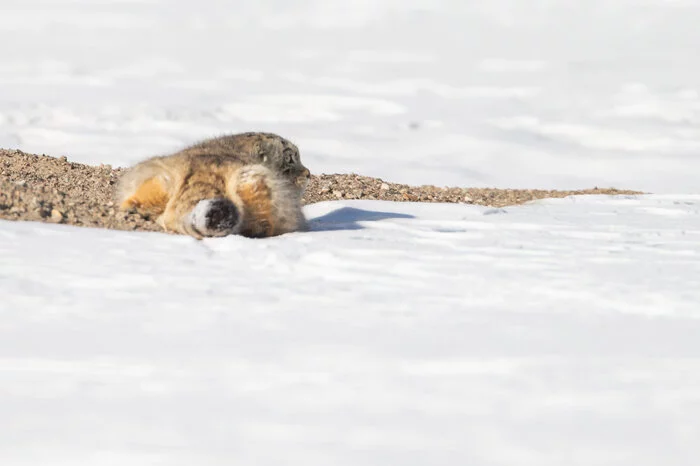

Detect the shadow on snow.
[{"left": 308, "top": 206, "right": 414, "bottom": 232}]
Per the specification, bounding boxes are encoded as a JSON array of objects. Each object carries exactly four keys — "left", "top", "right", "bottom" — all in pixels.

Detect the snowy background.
[
  {"left": 1, "top": 1, "right": 700, "bottom": 465},
  {"left": 2, "top": 0, "right": 700, "bottom": 191}
]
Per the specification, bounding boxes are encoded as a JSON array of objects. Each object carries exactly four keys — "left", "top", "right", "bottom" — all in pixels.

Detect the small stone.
[
  {"left": 50, "top": 209, "right": 64, "bottom": 223},
  {"left": 59, "top": 156, "right": 68, "bottom": 162},
  {"left": 463, "top": 195, "right": 474, "bottom": 204},
  {"left": 333, "top": 190, "right": 344, "bottom": 199},
  {"left": 380, "top": 183, "right": 390, "bottom": 191},
  {"left": 14, "top": 180, "right": 26, "bottom": 186},
  {"left": 319, "top": 186, "right": 331, "bottom": 194}
]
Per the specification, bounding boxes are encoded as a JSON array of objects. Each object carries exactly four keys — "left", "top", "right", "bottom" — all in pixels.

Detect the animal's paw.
[{"left": 187, "top": 198, "right": 241, "bottom": 238}]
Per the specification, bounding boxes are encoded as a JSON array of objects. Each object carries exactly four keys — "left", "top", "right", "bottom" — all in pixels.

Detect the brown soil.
[{"left": 0, "top": 148, "right": 643, "bottom": 233}]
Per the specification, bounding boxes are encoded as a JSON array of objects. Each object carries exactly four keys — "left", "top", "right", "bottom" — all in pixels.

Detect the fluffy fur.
[
  {"left": 116, "top": 150, "right": 306, "bottom": 239},
  {"left": 178, "top": 132, "right": 310, "bottom": 192}
]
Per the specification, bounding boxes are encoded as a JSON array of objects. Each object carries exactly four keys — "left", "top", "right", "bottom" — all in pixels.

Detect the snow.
[
  {"left": 2, "top": 0, "right": 700, "bottom": 464},
  {"left": 2, "top": 197, "right": 700, "bottom": 465},
  {"left": 2, "top": 0, "right": 700, "bottom": 192}
]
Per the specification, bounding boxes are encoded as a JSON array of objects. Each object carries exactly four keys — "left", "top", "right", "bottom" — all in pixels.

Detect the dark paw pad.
[{"left": 190, "top": 198, "right": 240, "bottom": 236}]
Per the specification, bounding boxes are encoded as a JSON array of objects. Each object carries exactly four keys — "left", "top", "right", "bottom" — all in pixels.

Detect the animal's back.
[{"left": 179, "top": 132, "right": 310, "bottom": 190}]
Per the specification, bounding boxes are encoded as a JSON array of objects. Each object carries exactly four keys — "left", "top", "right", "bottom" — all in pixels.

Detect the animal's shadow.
[{"left": 308, "top": 207, "right": 414, "bottom": 232}]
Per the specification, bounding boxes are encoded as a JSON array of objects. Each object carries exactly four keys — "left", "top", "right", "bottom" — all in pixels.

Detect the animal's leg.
[
  {"left": 119, "top": 176, "right": 170, "bottom": 218},
  {"left": 233, "top": 166, "right": 277, "bottom": 238}
]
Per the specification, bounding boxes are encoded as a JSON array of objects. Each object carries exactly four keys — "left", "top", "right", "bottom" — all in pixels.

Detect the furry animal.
[
  {"left": 116, "top": 152, "right": 306, "bottom": 239},
  {"left": 178, "top": 132, "right": 311, "bottom": 192}
]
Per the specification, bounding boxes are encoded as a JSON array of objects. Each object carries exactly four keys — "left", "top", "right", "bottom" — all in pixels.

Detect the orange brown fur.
[
  {"left": 120, "top": 177, "right": 169, "bottom": 216},
  {"left": 116, "top": 152, "right": 306, "bottom": 239},
  {"left": 235, "top": 171, "right": 276, "bottom": 238}
]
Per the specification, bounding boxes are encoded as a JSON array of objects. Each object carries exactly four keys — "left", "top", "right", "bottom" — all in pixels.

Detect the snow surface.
[
  {"left": 1, "top": 0, "right": 700, "bottom": 192},
  {"left": 2, "top": 1, "right": 700, "bottom": 465},
  {"left": 2, "top": 196, "right": 700, "bottom": 465}
]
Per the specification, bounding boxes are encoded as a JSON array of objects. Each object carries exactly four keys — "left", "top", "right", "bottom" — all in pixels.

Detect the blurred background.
[{"left": 1, "top": 0, "right": 699, "bottom": 192}]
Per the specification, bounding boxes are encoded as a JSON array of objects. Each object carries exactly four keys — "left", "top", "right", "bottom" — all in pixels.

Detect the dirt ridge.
[{"left": 0, "top": 148, "right": 643, "bottom": 233}]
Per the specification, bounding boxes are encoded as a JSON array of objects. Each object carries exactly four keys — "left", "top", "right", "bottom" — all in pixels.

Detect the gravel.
[{"left": 0, "top": 149, "right": 643, "bottom": 233}]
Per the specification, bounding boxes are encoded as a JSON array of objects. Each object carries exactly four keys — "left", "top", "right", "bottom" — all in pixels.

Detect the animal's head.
[{"left": 255, "top": 134, "right": 311, "bottom": 191}]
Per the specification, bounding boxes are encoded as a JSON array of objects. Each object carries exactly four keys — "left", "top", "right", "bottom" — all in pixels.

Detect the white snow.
[
  {"left": 3, "top": 197, "right": 700, "bottom": 465},
  {"left": 2, "top": 0, "right": 700, "bottom": 192},
  {"left": 2, "top": 0, "right": 700, "bottom": 464}
]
